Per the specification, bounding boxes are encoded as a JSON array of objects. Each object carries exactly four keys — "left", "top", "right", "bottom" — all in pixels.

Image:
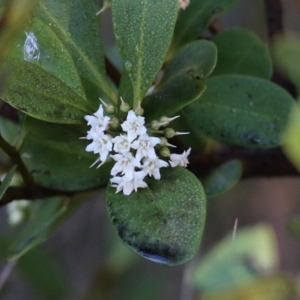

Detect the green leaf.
[
  {"left": 212, "top": 28, "right": 272, "bottom": 79},
  {"left": 201, "top": 275, "right": 293, "bottom": 300},
  {"left": 18, "top": 247, "right": 69, "bottom": 299},
  {"left": 203, "top": 160, "right": 243, "bottom": 198},
  {"left": 144, "top": 40, "right": 217, "bottom": 121},
  {"left": 169, "top": 0, "right": 240, "bottom": 57},
  {"left": 35, "top": 0, "right": 118, "bottom": 105},
  {"left": 7, "top": 16, "right": 86, "bottom": 100},
  {"left": 273, "top": 35, "right": 300, "bottom": 92},
  {"left": 20, "top": 119, "right": 111, "bottom": 191},
  {"left": 106, "top": 167, "right": 206, "bottom": 266},
  {"left": 188, "top": 224, "right": 279, "bottom": 294},
  {"left": 0, "top": 165, "right": 17, "bottom": 200},
  {"left": 2, "top": 58, "right": 90, "bottom": 124},
  {"left": 112, "top": 0, "right": 179, "bottom": 107},
  {"left": 282, "top": 102, "right": 300, "bottom": 171},
  {"left": 7, "top": 197, "right": 80, "bottom": 260},
  {"left": 184, "top": 75, "right": 295, "bottom": 148}
]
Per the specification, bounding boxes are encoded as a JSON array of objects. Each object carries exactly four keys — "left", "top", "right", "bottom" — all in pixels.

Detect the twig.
[
  {"left": 189, "top": 147, "right": 299, "bottom": 179},
  {"left": 0, "top": 134, "right": 35, "bottom": 189},
  {"left": 264, "top": 0, "right": 283, "bottom": 38},
  {"left": 0, "top": 186, "right": 73, "bottom": 207},
  {"left": 0, "top": 260, "right": 17, "bottom": 291}
]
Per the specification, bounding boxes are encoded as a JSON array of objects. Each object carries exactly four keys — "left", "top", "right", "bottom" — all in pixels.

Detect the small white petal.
[{"left": 169, "top": 148, "right": 191, "bottom": 168}]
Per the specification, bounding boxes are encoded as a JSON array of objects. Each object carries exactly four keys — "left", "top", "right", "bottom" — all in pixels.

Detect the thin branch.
[
  {"left": 0, "top": 260, "right": 17, "bottom": 292},
  {"left": 189, "top": 147, "right": 299, "bottom": 179},
  {"left": 264, "top": 0, "right": 284, "bottom": 39},
  {"left": 0, "top": 186, "right": 73, "bottom": 207},
  {"left": 0, "top": 134, "right": 35, "bottom": 189}
]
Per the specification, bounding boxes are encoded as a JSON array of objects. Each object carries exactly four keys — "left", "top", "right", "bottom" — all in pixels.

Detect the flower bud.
[
  {"left": 100, "top": 98, "right": 115, "bottom": 114},
  {"left": 160, "top": 147, "right": 170, "bottom": 157},
  {"left": 134, "top": 101, "right": 144, "bottom": 116},
  {"left": 160, "top": 137, "right": 176, "bottom": 148},
  {"left": 120, "top": 97, "right": 130, "bottom": 112},
  {"left": 159, "top": 115, "right": 180, "bottom": 126},
  {"left": 109, "top": 117, "right": 120, "bottom": 129},
  {"left": 164, "top": 128, "right": 176, "bottom": 138}
]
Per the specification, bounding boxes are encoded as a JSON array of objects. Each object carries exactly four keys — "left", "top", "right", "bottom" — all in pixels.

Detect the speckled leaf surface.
[
  {"left": 203, "top": 160, "right": 243, "bottom": 199},
  {"left": 2, "top": 58, "right": 89, "bottom": 124},
  {"left": 112, "top": 0, "right": 179, "bottom": 107},
  {"left": 7, "top": 17, "right": 86, "bottom": 100},
  {"left": 144, "top": 40, "right": 217, "bottom": 121},
  {"left": 35, "top": 0, "right": 118, "bottom": 105},
  {"left": 212, "top": 28, "right": 272, "bottom": 79},
  {"left": 8, "top": 197, "right": 79, "bottom": 260},
  {"left": 106, "top": 167, "right": 206, "bottom": 266},
  {"left": 20, "top": 120, "right": 112, "bottom": 191},
  {"left": 169, "top": 0, "right": 239, "bottom": 57},
  {"left": 184, "top": 75, "right": 295, "bottom": 148}
]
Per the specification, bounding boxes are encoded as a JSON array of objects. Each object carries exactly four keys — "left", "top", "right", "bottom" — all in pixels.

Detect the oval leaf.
[
  {"left": 2, "top": 58, "right": 90, "bottom": 124},
  {"left": 112, "top": 0, "right": 179, "bottom": 107},
  {"left": 169, "top": 0, "right": 239, "bottom": 57},
  {"left": 203, "top": 160, "right": 243, "bottom": 199},
  {"left": 106, "top": 167, "right": 206, "bottom": 266},
  {"left": 8, "top": 17, "right": 86, "bottom": 100},
  {"left": 20, "top": 120, "right": 111, "bottom": 191},
  {"left": 212, "top": 28, "right": 272, "bottom": 79},
  {"left": 35, "top": 0, "right": 118, "bottom": 104},
  {"left": 184, "top": 75, "right": 295, "bottom": 148},
  {"left": 144, "top": 40, "right": 217, "bottom": 120}
]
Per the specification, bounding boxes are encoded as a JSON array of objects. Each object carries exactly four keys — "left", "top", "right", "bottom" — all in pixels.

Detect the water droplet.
[
  {"left": 23, "top": 32, "right": 40, "bottom": 62},
  {"left": 124, "top": 61, "right": 133, "bottom": 72}
]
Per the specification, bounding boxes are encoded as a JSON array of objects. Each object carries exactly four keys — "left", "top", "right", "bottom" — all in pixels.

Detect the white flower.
[
  {"left": 111, "top": 152, "right": 141, "bottom": 179},
  {"left": 180, "top": 0, "right": 190, "bottom": 10},
  {"left": 142, "top": 157, "right": 168, "bottom": 180},
  {"left": 169, "top": 148, "right": 191, "bottom": 168},
  {"left": 86, "top": 132, "right": 112, "bottom": 164},
  {"left": 84, "top": 105, "right": 110, "bottom": 132},
  {"left": 131, "top": 134, "right": 161, "bottom": 161},
  {"left": 112, "top": 134, "right": 131, "bottom": 153},
  {"left": 111, "top": 171, "right": 148, "bottom": 195},
  {"left": 121, "top": 110, "right": 147, "bottom": 141}
]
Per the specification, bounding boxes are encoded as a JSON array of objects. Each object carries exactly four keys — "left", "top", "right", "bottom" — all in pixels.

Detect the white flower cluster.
[{"left": 84, "top": 101, "right": 191, "bottom": 195}]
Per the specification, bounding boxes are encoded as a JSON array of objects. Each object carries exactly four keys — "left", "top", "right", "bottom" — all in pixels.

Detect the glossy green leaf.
[
  {"left": 2, "top": 58, "right": 90, "bottom": 124},
  {"left": 185, "top": 75, "right": 295, "bottom": 148},
  {"left": 203, "top": 160, "right": 243, "bottom": 198},
  {"left": 20, "top": 119, "right": 111, "bottom": 191},
  {"left": 106, "top": 167, "right": 206, "bottom": 266},
  {"left": 273, "top": 35, "right": 300, "bottom": 92},
  {"left": 282, "top": 102, "right": 300, "bottom": 172},
  {"left": 212, "top": 28, "right": 272, "bottom": 79},
  {"left": 188, "top": 224, "right": 279, "bottom": 294},
  {"left": 112, "top": 0, "right": 179, "bottom": 107},
  {"left": 7, "top": 197, "right": 79, "bottom": 260},
  {"left": 35, "top": 0, "right": 118, "bottom": 105},
  {"left": 8, "top": 17, "right": 86, "bottom": 100},
  {"left": 0, "top": 165, "right": 17, "bottom": 200},
  {"left": 144, "top": 40, "right": 217, "bottom": 121},
  {"left": 169, "top": 0, "right": 240, "bottom": 57}
]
